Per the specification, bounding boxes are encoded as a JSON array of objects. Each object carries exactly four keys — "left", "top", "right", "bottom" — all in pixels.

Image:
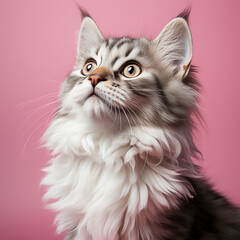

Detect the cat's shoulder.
[{"left": 165, "top": 178, "right": 240, "bottom": 240}]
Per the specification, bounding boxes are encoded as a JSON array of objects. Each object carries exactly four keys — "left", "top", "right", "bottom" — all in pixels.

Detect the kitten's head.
[{"left": 59, "top": 11, "right": 198, "bottom": 130}]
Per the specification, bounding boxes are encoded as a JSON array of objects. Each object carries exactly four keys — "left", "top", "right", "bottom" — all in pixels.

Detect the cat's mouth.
[
  {"left": 86, "top": 92, "right": 109, "bottom": 107},
  {"left": 88, "top": 92, "right": 102, "bottom": 101},
  {"left": 86, "top": 91, "right": 126, "bottom": 114}
]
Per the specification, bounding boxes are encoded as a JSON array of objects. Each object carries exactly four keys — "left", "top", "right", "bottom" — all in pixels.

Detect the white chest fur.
[{"left": 42, "top": 118, "right": 194, "bottom": 240}]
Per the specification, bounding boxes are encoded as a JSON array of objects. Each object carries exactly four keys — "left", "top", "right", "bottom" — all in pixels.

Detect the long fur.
[{"left": 42, "top": 116, "right": 198, "bottom": 239}]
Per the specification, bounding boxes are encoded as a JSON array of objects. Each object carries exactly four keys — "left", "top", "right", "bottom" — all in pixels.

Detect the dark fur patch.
[
  {"left": 153, "top": 74, "right": 170, "bottom": 108},
  {"left": 182, "top": 66, "right": 201, "bottom": 92},
  {"left": 161, "top": 179, "right": 240, "bottom": 240},
  {"left": 182, "top": 66, "right": 204, "bottom": 128}
]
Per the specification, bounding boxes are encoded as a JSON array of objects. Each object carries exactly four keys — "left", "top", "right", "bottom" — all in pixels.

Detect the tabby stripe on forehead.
[
  {"left": 125, "top": 47, "right": 133, "bottom": 57},
  {"left": 108, "top": 39, "right": 120, "bottom": 50},
  {"left": 105, "top": 39, "right": 110, "bottom": 47},
  {"left": 95, "top": 47, "right": 100, "bottom": 56},
  {"left": 117, "top": 38, "right": 133, "bottom": 49},
  {"left": 111, "top": 56, "right": 119, "bottom": 67}
]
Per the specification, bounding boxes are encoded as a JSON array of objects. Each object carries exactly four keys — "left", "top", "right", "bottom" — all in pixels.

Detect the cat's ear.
[
  {"left": 152, "top": 17, "right": 192, "bottom": 79},
  {"left": 77, "top": 16, "right": 104, "bottom": 61}
]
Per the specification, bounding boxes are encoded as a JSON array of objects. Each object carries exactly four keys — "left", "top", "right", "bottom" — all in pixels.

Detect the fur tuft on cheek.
[{"left": 165, "top": 80, "right": 197, "bottom": 116}]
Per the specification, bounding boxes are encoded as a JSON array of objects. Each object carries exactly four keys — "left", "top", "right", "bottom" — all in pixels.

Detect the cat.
[{"left": 41, "top": 9, "right": 240, "bottom": 240}]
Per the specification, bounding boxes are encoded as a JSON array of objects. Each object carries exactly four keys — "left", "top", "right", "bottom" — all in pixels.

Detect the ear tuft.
[
  {"left": 176, "top": 7, "right": 191, "bottom": 23},
  {"left": 76, "top": 5, "right": 92, "bottom": 19}
]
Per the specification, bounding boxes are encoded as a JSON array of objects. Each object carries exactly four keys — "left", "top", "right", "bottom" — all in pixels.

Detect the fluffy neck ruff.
[{"left": 42, "top": 116, "right": 199, "bottom": 240}]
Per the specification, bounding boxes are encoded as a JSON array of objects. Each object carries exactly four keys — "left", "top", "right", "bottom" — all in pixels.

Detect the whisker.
[
  {"left": 21, "top": 107, "right": 58, "bottom": 159},
  {"left": 117, "top": 105, "right": 122, "bottom": 133},
  {"left": 121, "top": 107, "right": 133, "bottom": 134},
  {"left": 15, "top": 92, "right": 59, "bottom": 108},
  {"left": 109, "top": 103, "right": 118, "bottom": 130},
  {"left": 124, "top": 104, "right": 145, "bottom": 129},
  {"left": 21, "top": 106, "right": 58, "bottom": 138},
  {"left": 20, "top": 99, "right": 59, "bottom": 117},
  {"left": 127, "top": 99, "right": 153, "bottom": 126},
  {"left": 124, "top": 105, "right": 137, "bottom": 125}
]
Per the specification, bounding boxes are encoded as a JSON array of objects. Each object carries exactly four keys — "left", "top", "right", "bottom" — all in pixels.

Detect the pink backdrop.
[{"left": 1, "top": 0, "right": 240, "bottom": 239}]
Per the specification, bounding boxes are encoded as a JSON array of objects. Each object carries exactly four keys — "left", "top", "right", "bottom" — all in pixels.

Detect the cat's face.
[{"left": 58, "top": 16, "right": 197, "bottom": 129}]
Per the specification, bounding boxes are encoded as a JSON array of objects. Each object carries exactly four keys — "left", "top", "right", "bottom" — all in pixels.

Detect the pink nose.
[{"left": 88, "top": 74, "right": 105, "bottom": 87}]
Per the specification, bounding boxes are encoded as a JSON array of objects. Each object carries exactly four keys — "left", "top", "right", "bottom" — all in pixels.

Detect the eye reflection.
[
  {"left": 122, "top": 63, "right": 141, "bottom": 78},
  {"left": 82, "top": 61, "right": 97, "bottom": 75}
]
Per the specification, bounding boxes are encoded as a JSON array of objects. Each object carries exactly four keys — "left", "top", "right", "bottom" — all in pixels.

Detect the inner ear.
[
  {"left": 152, "top": 17, "right": 192, "bottom": 79},
  {"left": 77, "top": 17, "right": 104, "bottom": 63}
]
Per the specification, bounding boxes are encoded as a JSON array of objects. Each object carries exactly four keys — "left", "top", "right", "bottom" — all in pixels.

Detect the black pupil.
[
  {"left": 87, "top": 64, "right": 92, "bottom": 71},
  {"left": 128, "top": 66, "right": 134, "bottom": 74}
]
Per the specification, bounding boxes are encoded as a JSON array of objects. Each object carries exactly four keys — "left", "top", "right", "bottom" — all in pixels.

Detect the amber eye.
[
  {"left": 122, "top": 63, "right": 141, "bottom": 78},
  {"left": 82, "top": 61, "right": 97, "bottom": 75}
]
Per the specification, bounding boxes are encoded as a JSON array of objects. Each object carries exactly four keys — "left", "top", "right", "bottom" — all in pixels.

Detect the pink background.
[{"left": 1, "top": 0, "right": 240, "bottom": 239}]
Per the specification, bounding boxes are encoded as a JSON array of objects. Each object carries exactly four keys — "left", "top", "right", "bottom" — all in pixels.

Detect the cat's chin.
[
  {"left": 81, "top": 93, "right": 136, "bottom": 131},
  {"left": 82, "top": 94, "right": 113, "bottom": 122}
]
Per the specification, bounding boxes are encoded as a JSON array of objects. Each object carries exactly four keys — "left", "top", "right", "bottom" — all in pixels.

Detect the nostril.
[{"left": 88, "top": 74, "right": 106, "bottom": 87}]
